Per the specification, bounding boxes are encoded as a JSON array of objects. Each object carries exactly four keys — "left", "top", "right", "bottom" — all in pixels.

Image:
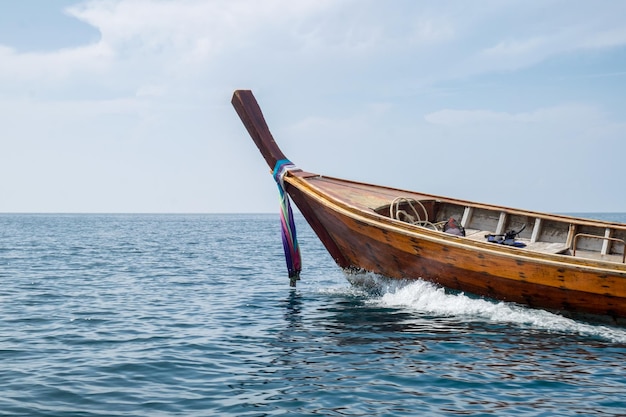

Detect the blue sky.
[{"left": 1, "top": 0, "right": 625, "bottom": 213}]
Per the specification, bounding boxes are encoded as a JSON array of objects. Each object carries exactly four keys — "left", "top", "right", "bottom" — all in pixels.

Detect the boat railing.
[{"left": 572, "top": 233, "right": 626, "bottom": 263}]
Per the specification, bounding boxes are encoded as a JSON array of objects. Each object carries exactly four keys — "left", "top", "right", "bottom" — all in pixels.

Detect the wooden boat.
[{"left": 232, "top": 90, "right": 626, "bottom": 322}]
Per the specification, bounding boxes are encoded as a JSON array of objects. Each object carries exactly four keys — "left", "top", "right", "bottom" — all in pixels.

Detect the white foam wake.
[{"left": 353, "top": 275, "right": 626, "bottom": 344}]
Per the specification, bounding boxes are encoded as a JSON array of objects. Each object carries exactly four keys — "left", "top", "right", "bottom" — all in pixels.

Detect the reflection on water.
[
  {"left": 2, "top": 213, "right": 624, "bottom": 417},
  {"left": 274, "top": 275, "right": 625, "bottom": 415},
  {"left": 282, "top": 289, "right": 304, "bottom": 330},
  {"left": 267, "top": 275, "right": 626, "bottom": 416}
]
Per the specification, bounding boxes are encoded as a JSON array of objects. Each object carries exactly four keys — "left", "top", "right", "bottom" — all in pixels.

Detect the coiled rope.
[{"left": 390, "top": 197, "right": 440, "bottom": 230}]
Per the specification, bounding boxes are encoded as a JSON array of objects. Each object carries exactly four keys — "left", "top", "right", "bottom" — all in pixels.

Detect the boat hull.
[
  {"left": 286, "top": 177, "right": 626, "bottom": 321},
  {"left": 231, "top": 89, "right": 626, "bottom": 323}
]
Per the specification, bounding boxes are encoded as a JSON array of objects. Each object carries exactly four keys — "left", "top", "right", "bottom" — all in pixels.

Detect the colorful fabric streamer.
[{"left": 272, "top": 159, "right": 302, "bottom": 285}]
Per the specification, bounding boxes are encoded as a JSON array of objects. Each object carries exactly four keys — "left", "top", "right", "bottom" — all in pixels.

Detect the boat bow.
[
  {"left": 232, "top": 89, "right": 626, "bottom": 322},
  {"left": 232, "top": 90, "right": 290, "bottom": 171}
]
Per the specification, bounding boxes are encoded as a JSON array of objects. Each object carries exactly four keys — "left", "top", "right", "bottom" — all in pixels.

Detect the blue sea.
[{"left": 1, "top": 213, "right": 625, "bottom": 417}]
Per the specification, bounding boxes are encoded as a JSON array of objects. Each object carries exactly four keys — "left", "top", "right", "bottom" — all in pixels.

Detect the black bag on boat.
[{"left": 485, "top": 225, "right": 526, "bottom": 247}]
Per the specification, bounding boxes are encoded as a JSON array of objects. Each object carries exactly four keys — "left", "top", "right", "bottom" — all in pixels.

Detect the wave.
[{"left": 344, "top": 272, "right": 626, "bottom": 344}]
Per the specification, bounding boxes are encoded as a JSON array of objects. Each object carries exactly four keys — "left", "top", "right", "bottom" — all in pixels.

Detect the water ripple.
[{"left": 0, "top": 214, "right": 624, "bottom": 416}]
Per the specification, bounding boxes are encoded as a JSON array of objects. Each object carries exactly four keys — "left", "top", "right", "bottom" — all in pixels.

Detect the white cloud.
[
  {"left": 66, "top": 0, "right": 339, "bottom": 56},
  {"left": 482, "top": 36, "right": 548, "bottom": 59},
  {"left": 581, "top": 26, "right": 626, "bottom": 49},
  {"left": 409, "top": 17, "right": 455, "bottom": 45},
  {"left": 0, "top": 0, "right": 342, "bottom": 92},
  {"left": 0, "top": 42, "right": 112, "bottom": 81},
  {"left": 425, "top": 108, "right": 518, "bottom": 125},
  {"left": 2, "top": 0, "right": 625, "bottom": 95},
  {"left": 412, "top": 101, "right": 625, "bottom": 212},
  {"left": 448, "top": 2, "right": 626, "bottom": 76},
  {"left": 0, "top": 0, "right": 625, "bottom": 212},
  {"left": 424, "top": 104, "right": 605, "bottom": 126}
]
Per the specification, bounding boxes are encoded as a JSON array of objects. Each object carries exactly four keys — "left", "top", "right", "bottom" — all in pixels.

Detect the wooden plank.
[
  {"left": 530, "top": 218, "right": 542, "bottom": 243},
  {"left": 602, "top": 228, "right": 613, "bottom": 255},
  {"left": 524, "top": 241, "right": 570, "bottom": 254},
  {"left": 495, "top": 212, "right": 507, "bottom": 235},
  {"left": 566, "top": 224, "right": 577, "bottom": 249},
  {"left": 461, "top": 206, "right": 473, "bottom": 229}
]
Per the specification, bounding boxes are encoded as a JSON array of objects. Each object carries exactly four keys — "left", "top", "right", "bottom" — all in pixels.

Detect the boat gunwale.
[
  {"left": 294, "top": 172, "right": 626, "bottom": 231},
  {"left": 287, "top": 172, "right": 626, "bottom": 275}
]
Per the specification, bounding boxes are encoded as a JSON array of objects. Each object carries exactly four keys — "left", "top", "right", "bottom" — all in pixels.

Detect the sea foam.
[{"left": 345, "top": 272, "right": 626, "bottom": 343}]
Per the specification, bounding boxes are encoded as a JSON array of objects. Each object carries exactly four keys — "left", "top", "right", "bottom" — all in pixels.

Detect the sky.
[{"left": 1, "top": 0, "right": 625, "bottom": 213}]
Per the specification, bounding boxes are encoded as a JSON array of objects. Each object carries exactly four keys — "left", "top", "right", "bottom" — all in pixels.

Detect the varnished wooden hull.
[
  {"left": 232, "top": 90, "right": 626, "bottom": 322},
  {"left": 285, "top": 174, "right": 626, "bottom": 320}
]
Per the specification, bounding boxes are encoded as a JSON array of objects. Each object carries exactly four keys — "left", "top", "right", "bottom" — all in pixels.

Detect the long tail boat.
[{"left": 232, "top": 90, "right": 626, "bottom": 322}]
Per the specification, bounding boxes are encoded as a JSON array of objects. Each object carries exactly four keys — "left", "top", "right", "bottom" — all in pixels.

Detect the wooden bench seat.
[
  {"left": 463, "top": 228, "right": 570, "bottom": 254},
  {"left": 522, "top": 241, "right": 570, "bottom": 255}
]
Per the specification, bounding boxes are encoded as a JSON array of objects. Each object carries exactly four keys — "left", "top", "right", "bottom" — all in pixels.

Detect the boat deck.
[
  {"left": 295, "top": 173, "right": 626, "bottom": 265},
  {"left": 464, "top": 229, "right": 571, "bottom": 254}
]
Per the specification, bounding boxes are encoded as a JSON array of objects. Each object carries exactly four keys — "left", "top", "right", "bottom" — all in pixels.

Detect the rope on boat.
[
  {"left": 390, "top": 197, "right": 439, "bottom": 230},
  {"left": 272, "top": 159, "right": 302, "bottom": 287}
]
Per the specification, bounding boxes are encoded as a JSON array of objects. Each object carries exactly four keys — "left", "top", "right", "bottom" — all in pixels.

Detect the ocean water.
[{"left": 1, "top": 213, "right": 625, "bottom": 417}]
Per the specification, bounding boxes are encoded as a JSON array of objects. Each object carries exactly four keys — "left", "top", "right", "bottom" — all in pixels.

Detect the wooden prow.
[
  {"left": 232, "top": 89, "right": 352, "bottom": 273},
  {"left": 231, "top": 90, "right": 288, "bottom": 170}
]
